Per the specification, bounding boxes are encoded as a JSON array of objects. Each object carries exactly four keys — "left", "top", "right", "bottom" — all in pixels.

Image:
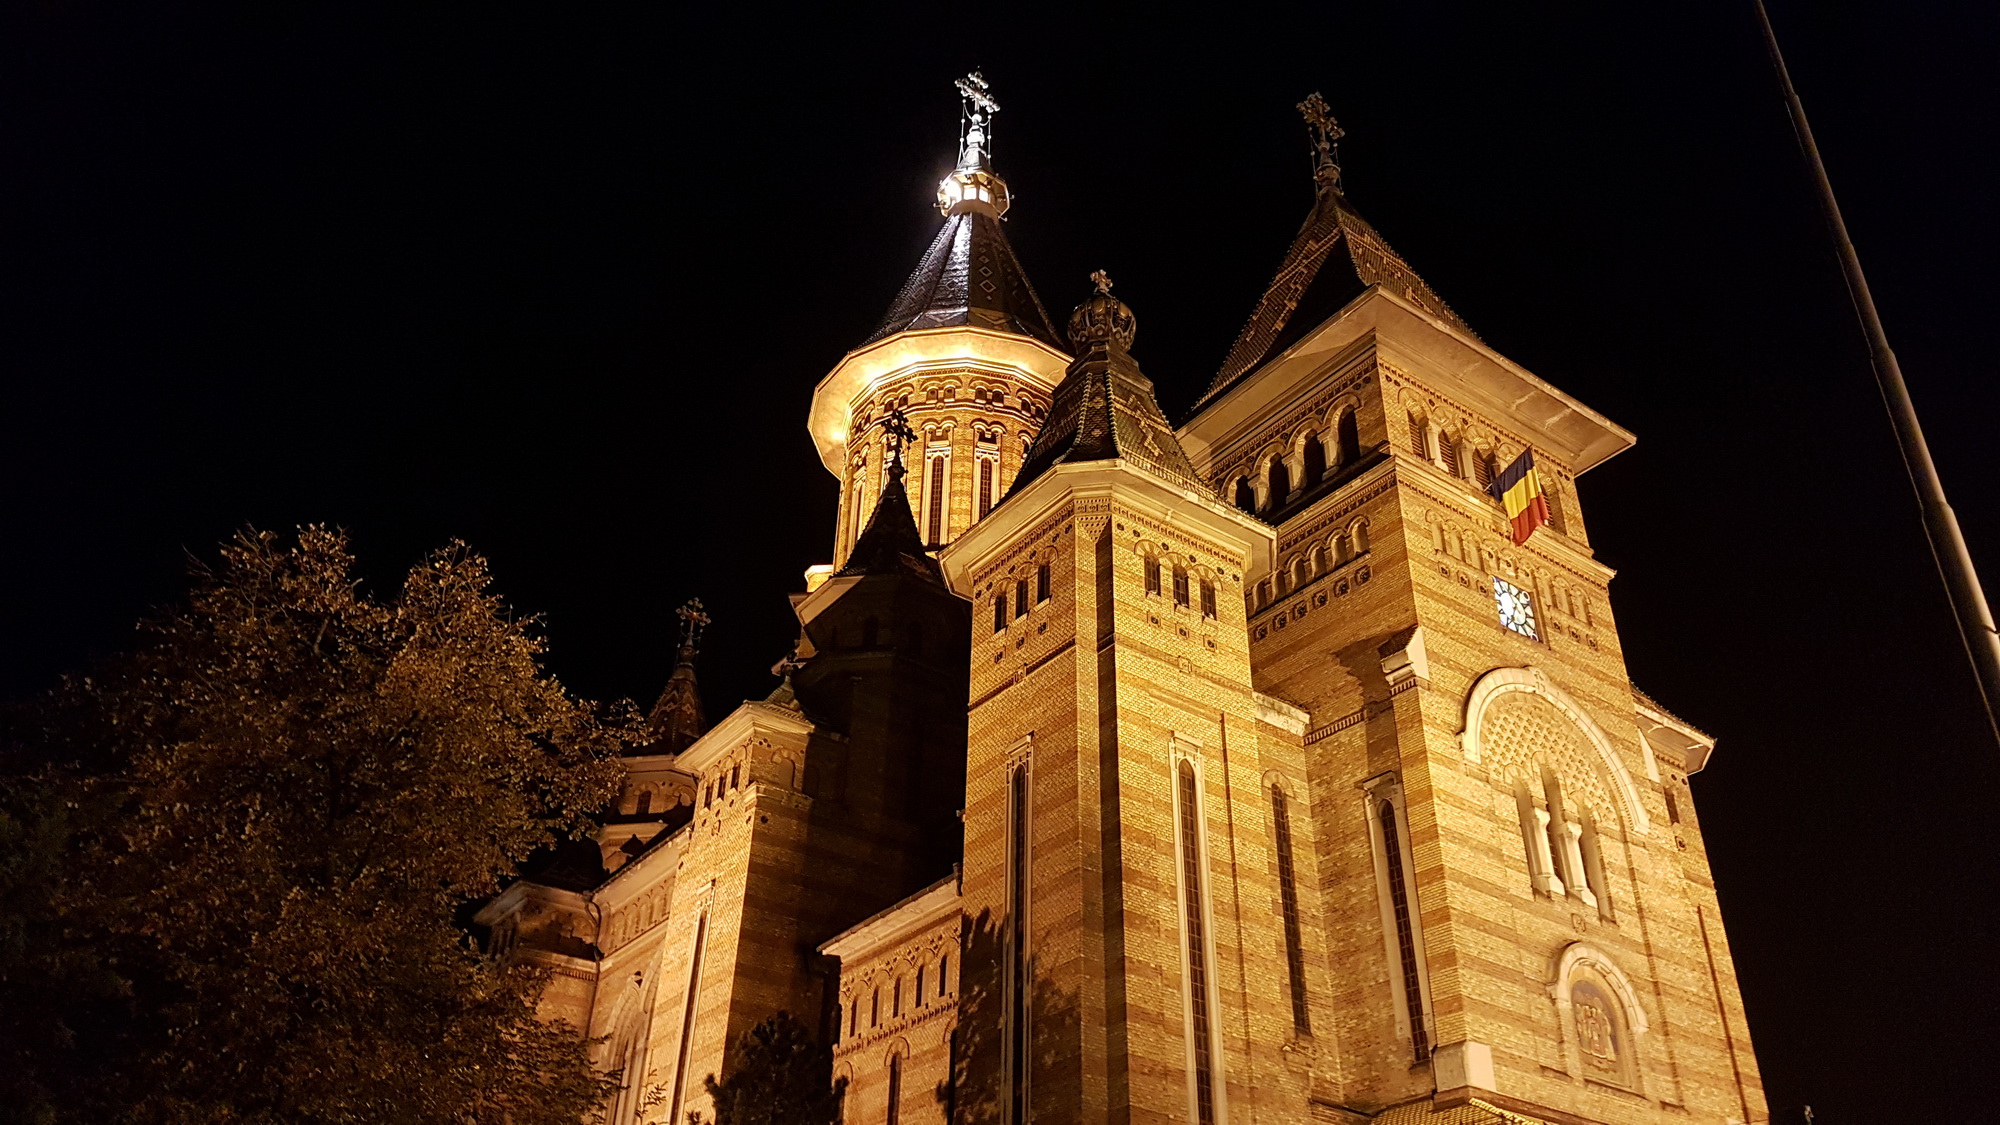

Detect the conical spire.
[
  {"left": 1192, "top": 95, "right": 1475, "bottom": 413},
  {"left": 837, "top": 408, "right": 946, "bottom": 584},
  {"left": 859, "top": 73, "right": 1061, "bottom": 351},
  {"left": 1008, "top": 272, "right": 1206, "bottom": 498},
  {"left": 645, "top": 599, "right": 709, "bottom": 754}
]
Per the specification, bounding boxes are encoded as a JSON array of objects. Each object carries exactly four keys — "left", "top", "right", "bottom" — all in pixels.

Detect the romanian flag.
[{"left": 1488, "top": 450, "right": 1549, "bottom": 545}]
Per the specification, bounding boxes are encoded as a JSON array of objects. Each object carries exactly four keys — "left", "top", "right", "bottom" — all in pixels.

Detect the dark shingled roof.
[
  {"left": 862, "top": 210, "right": 1062, "bottom": 351},
  {"left": 837, "top": 464, "right": 945, "bottom": 584},
  {"left": 1008, "top": 327, "right": 1207, "bottom": 499},
  {"left": 1192, "top": 185, "right": 1475, "bottom": 414}
]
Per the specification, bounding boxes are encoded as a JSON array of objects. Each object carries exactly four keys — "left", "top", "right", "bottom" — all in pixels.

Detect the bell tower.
[
  {"left": 808, "top": 73, "right": 1071, "bottom": 574},
  {"left": 1177, "top": 98, "right": 1766, "bottom": 1124}
]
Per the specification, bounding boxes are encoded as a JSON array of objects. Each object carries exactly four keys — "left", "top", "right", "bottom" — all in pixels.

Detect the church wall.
[{"left": 828, "top": 899, "right": 961, "bottom": 1125}]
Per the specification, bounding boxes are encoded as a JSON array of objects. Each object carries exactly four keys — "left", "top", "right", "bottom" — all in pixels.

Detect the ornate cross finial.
[
  {"left": 954, "top": 71, "right": 1001, "bottom": 170},
  {"left": 675, "top": 598, "right": 710, "bottom": 656},
  {"left": 1090, "top": 269, "right": 1114, "bottom": 295},
  {"left": 1297, "top": 92, "right": 1344, "bottom": 190},
  {"left": 881, "top": 406, "right": 918, "bottom": 479}
]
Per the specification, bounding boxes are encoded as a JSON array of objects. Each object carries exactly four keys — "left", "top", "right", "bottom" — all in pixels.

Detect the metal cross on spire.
[
  {"left": 675, "top": 598, "right": 710, "bottom": 657},
  {"left": 1090, "top": 269, "right": 1114, "bottom": 295},
  {"left": 1297, "top": 92, "right": 1345, "bottom": 191},
  {"left": 881, "top": 406, "right": 918, "bottom": 480},
  {"left": 955, "top": 71, "right": 1000, "bottom": 170}
]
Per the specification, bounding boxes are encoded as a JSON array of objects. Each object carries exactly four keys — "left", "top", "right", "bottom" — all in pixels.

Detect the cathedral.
[{"left": 476, "top": 75, "right": 1767, "bottom": 1125}]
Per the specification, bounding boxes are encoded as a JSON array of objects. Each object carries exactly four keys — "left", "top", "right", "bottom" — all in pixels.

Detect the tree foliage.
[
  {"left": 699, "top": 1012, "right": 845, "bottom": 1125},
  {"left": 1, "top": 527, "right": 632, "bottom": 1125}
]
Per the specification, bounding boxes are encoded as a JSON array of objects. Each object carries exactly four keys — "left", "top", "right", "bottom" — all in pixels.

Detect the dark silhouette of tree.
[
  {"left": 700, "top": 1011, "right": 846, "bottom": 1125},
  {"left": 0, "top": 527, "right": 631, "bottom": 1125}
]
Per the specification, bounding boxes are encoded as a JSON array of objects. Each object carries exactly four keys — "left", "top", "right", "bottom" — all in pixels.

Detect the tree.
[
  {"left": 699, "top": 1012, "right": 846, "bottom": 1125},
  {"left": 4, "top": 527, "right": 632, "bottom": 1125}
]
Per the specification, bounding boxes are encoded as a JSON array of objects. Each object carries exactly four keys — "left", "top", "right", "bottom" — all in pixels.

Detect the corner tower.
[
  {"left": 1179, "top": 97, "right": 1765, "bottom": 1125},
  {"left": 809, "top": 73, "right": 1071, "bottom": 572}
]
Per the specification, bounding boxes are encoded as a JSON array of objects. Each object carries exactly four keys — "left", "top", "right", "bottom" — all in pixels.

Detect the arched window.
[
  {"left": 1014, "top": 578, "right": 1030, "bottom": 619},
  {"left": 993, "top": 595, "right": 1007, "bottom": 634},
  {"left": 887, "top": 1052, "right": 903, "bottom": 1125},
  {"left": 1289, "top": 557, "right": 1308, "bottom": 592},
  {"left": 916, "top": 963, "right": 926, "bottom": 1006},
  {"left": 1233, "top": 477, "right": 1256, "bottom": 512},
  {"left": 635, "top": 789, "right": 653, "bottom": 815},
  {"left": 1378, "top": 797, "right": 1429, "bottom": 1061},
  {"left": 1351, "top": 520, "right": 1370, "bottom": 555},
  {"left": 926, "top": 454, "right": 948, "bottom": 545},
  {"left": 1266, "top": 457, "right": 1291, "bottom": 511},
  {"left": 1172, "top": 566, "right": 1190, "bottom": 608},
  {"left": 1144, "top": 555, "right": 1163, "bottom": 596},
  {"left": 1336, "top": 409, "right": 1361, "bottom": 465},
  {"left": 1473, "top": 448, "right": 1497, "bottom": 490},
  {"left": 1580, "top": 812, "right": 1613, "bottom": 919},
  {"left": 1301, "top": 431, "right": 1326, "bottom": 487},
  {"left": 1270, "top": 784, "right": 1311, "bottom": 1037},
  {"left": 1407, "top": 412, "right": 1429, "bottom": 458},
  {"left": 1199, "top": 580, "right": 1217, "bottom": 619},
  {"left": 1036, "top": 563, "right": 1051, "bottom": 603},
  {"left": 1437, "top": 430, "right": 1462, "bottom": 477},
  {"left": 1175, "top": 760, "right": 1219, "bottom": 1125}
]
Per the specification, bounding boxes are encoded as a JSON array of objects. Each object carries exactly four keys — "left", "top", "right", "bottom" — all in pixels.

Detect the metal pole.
[{"left": 1754, "top": 0, "right": 2000, "bottom": 746}]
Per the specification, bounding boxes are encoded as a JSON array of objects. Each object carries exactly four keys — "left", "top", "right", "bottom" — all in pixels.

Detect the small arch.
[
  {"left": 1335, "top": 408, "right": 1361, "bottom": 465},
  {"left": 1300, "top": 430, "right": 1326, "bottom": 487},
  {"left": 1233, "top": 477, "right": 1256, "bottom": 513},
  {"left": 1350, "top": 518, "right": 1370, "bottom": 555},
  {"left": 1266, "top": 456, "right": 1292, "bottom": 511}
]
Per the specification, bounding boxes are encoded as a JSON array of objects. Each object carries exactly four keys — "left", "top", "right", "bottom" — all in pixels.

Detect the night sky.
[{"left": 5, "top": 3, "right": 1995, "bottom": 1120}]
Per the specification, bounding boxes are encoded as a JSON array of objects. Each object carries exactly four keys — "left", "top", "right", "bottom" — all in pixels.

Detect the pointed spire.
[
  {"left": 1008, "top": 273, "right": 1206, "bottom": 498},
  {"left": 1191, "top": 96, "right": 1475, "bottom": 413},
  {"left": 862, "top": 73, "right": 1059, "bottom": 350},
  {"left": 837, "top": 407, "right": 946, "bottom": 583},
  {"left": 645, "top": 599, "right": 709, "bottom": 754}
]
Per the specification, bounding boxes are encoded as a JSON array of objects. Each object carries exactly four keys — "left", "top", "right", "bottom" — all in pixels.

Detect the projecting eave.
[
  {"left": 673, "top": 698, "right": 815, "bottom": 775},
  {"left": 1635, "top": 694, "right": 1718, "bottom": 775},
  {"left": 808, "top": 326, "right": 1072, "bottom": 475},
  {"left": 819, "top": 872, "right": 961, "bottom": 961},
  {"left": 1181, "top": 286, "right": 1635, "bottom": 477}
]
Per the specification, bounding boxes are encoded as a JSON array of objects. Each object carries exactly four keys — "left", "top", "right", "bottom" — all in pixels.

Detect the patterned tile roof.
[{"left": 861, "top": 210, "right": 1062, "bottom": 351}]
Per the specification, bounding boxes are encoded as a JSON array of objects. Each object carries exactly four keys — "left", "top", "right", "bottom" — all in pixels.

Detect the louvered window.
[
  {"left": 1408, "top": 414, "right": 1428, "bottom": 458},
  {"left": 1172, "top": 567, "right": 1190, "bottom": 608},
  {"left": 1144, "top": 556, "right": 1162, "bottom": 596},
  {"left": 1437, "top": 430, "right": 1461, "bottom": 477},
  {"left": 1199, "top": 581, "right": 1217, "bottom": 619},
  {"left": 1177, "top": 761, "right": 1218, "bottom": 1125},
  {"left": 1474, "top": 450, "right": 1496, "bottom": 490},
  {"left": 1271, "top": 785, "right": 1311, "bottom": 1037}
]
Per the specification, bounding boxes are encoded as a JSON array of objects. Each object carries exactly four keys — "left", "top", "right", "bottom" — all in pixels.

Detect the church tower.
[
  {"left": 1175, "top": 97, "right": 1765, "bottom": 1123},
  {"left": 939, "top": 274, "right": 1320, "bottom": 1125},
  {"left": 809, "top": 73, "right": 1071, "bottom": 572}
]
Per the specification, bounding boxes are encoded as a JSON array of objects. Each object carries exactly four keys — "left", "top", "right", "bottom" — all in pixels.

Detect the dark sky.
[{"left": 5, "top": 2, "right": 1995, "bottom": 1120}]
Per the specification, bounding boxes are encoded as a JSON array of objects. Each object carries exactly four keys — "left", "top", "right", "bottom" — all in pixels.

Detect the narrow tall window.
[
  {"left": 1006, "top": 762, "right": 1032, "bottom": 1125},
  {"left": 1379, "top": 800, "right": 1429, "bottom": 1061},
  {"left": 1665, "top": 788, "right": 1682, "bottom": 825},
  {"left": 979, "top": 456, "right": 995, "bottom": 518},
  {"left": 1015, "top": 579, "right": 1030, "bottom": 619},
  {"left": 850, "top": 998, "right": 858, "bottom": 1040},
  {"left": 1546, "top": 479, "right": 1568, "bottom": 532},
  {"left": 887, "top": 1055, "right": 902, "bottom": 1125},
  {"left": 1437, "top": 430, "right": 1461, "bottom": 476},
  {"left": 1199, "top": 581, "right": 1217, "bottom": 619},
  {"left": 1172, "top": 567, "right": 1190, "bottom": 608},
  {"left": 1234, "top": 477, "right": 1255, "bottom": 512},
  {"left": 1271, "top": 785, "right": 1311, "bottom": 1036},
  {"left": 666, "top": 912, "right": 709, "bottom": 1124},
  {"left": 1036, "top": 563, "right": 1051, "bottom": 603},
  {"left": 927, "top": 454, "right": 947, "bottom": 545},
  {"left": 893, "top": 978, "right": 901, "bottom": 1018},
  {"left": 1176, "top": 761, "right": 1218, "bottom": 1125},
  {"left": 1473, "top": 449, "right": 1496, "bottom": 489},
  {"left": 1580, "top": 813, "right": 1613, "bottom": 919},
  {"left": 636, "top": 790, "right": 653, "bottom": 815},
  {"left": 1144, "top": 556, "right": 1162, "bottom": 596},
  {"left": 1336, "top": 409, "right": 1360, "bottom": 464},
  {"left": 939, "top": 953, "right": 950, "bottom": 995},
  {"left": 871, "top": 988, "right": 879, "bottom": 1027},
  {"left": 994, "top": 595, "right": 1007, "bottom": 634},
  {"left": 917, "top": 965, "right": 926, "bottom": 1006},
  {"left": 1407, "top": 413, "right": 1429, "bottom": 458}
]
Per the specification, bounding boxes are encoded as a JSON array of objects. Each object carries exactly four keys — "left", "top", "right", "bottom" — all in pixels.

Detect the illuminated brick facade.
[{"left": 478, "top": 86, "right": 1765, "bottom": 1125}]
